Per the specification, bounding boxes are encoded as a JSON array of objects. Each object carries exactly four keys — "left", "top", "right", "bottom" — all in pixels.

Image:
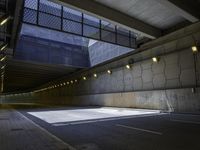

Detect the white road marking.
[
  {"left": 15, "top": 110, "right": 76, "bottom": 150},
  {"left": 116, "top": 124, "right": 162, "bottom": 135},
  {"left": 170, "top": 119, "right": 200, "bottom": 125},
  {"left": 53, "top": 113, "right": 165, "bottom": 126}
]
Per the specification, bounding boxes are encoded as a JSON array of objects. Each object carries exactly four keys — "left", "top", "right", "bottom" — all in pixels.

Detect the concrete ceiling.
[
  {"left": 3, "top": 59, "right": 79, "bottom": 93},
  {"left": 52, "top": 0, "right": 199, "bottom": 39},
  {"left": 95, "top": 0, "right": 186, "bottom": 29}
]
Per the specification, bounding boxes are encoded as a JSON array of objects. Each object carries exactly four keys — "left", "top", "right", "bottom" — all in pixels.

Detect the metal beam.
[
  {"left": 10, "top": 0, "right": 23, "bottom": 50},
  {"left": 50, "top": 0, "right": 161, "bottom": 39},
  {"left": 155, "top": 0, "right": 199, "bottom": 23}
]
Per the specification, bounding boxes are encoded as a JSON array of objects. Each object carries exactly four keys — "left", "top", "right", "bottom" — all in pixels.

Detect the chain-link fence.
[{"left": 23, "top": 0, "right": 136, "bottom": 48}]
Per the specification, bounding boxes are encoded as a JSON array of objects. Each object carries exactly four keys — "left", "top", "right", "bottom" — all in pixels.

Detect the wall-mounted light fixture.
[
  {"left": 107, "top": 70, "right": 112, "bottom": 74},
  {"left": 152, "top": 57, "right": 159, "bottom": 63},
  {"left": 93, "top": 73, "right": 97, "bottom": 78},
  {"left": 192, "top": 46, "right": 198, "bottom": 53},
  {"left": 126, "top": 64, "right": 131, "bottom": 69}
]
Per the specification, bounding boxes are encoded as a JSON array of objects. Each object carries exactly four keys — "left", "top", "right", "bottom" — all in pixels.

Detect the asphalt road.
[{"left": 20, "top": 107, "right": 200, "bottom": 150}]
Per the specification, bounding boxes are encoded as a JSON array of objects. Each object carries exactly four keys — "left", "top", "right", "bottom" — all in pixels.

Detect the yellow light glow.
[
  {"left": 152, "top": 57, "right": 158, "bottom": 63},
  {"left": 0, "top": 56, "right": 6, "bottom": 62},
  {"left": 93, "top": 73, "right": 97, "bottom": 78},
  {"left": 192, "top": 46, "right": 198, "bottom": 52},
  {"left": 1, "top": 66, "right": 5, "bottom": 70},
  {"left": 71, "top": 80, "right": 73, "bottom": 84},
  {"left": 75, "top": 79, "right": 77, "bottom": 82},
  {"left": 0, "top": 17, "right": 9, "bottom": 26},
  {"left": 0, "top": 44, "right": 8, "bottom": 51},
  {"left": 126, "top": 64, "right": 131, "bottom": 69},
  {"left": 63, "top": 83, "right": 66, "bottom": 85},
  {"left": 83, "top": 76, "right": 87, "bottom": 80},
  {"left": 107, "top": 70, "right": 112, "bottom": 74},
  {"left": 67, "top": 82, "right": 70, "bottom": 85}
]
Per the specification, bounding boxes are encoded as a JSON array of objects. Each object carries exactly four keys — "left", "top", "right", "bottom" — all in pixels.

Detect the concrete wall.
[
  {"left": 60, "top": 22, "right": 200, "bottom": 95},
  {"left": 2, "top": 22, "right": 200, "bottom": 113},
  {"left": 1, "top": 88, "right": 200, "bottom": 113},
  {"left": 15, "top": 35, "right": 90, "bottom": 67},
  {"left": 88, "top": 41, "right": 133, "bottom": 66},
  {"left": 72, "top": 49, "right": 196, "bottom": 95},
  {"left": 15, "top": 23, "right": 90, "bottom": 67}
]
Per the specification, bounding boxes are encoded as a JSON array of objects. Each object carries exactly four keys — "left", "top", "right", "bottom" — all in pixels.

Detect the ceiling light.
[
  {"left": 0, "top": 14, "right": 11, "bottom": 26},
  {"left": 75, "top": 79, "right": 77, "bottom": 82},
  {"left": 0, "top": 56, "right": 6, "bottom": 62},
  {"left": 71, "top": 80, "right": 73, "bottom": 84},
  {"left": 63, "top": 83, "right": 66, "bottom": 85},
  {"left": 152, "top": 57, "right": 159, "bottom": 63},
  {"left": 93, "top": 73, "right": 97, "bottom": 78},
  {"left": 0, "top": 43, "right": 8, "bottom": 51},
  {"left": 126, "top": 64, "right": 131, "bottom": 69},
  {"left": 83, "top": 76, "right": 87, "bottom": 80},
  {"left": 107, "top": 70, "right": 112, "bottom": 74},
  {"left": 1, "top": 65, "right": 5, "bottom": 70},
  {"left": 67, "top": 82, "right": 70, "bottom": 85},
  {"left": 192, "top": 46, "right": 198, "bottom": 53}
]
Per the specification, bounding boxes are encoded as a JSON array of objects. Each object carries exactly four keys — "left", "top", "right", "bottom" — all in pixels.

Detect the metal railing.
[{"left": 22, "top": 0, "right": 137, "bottom": 48}]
